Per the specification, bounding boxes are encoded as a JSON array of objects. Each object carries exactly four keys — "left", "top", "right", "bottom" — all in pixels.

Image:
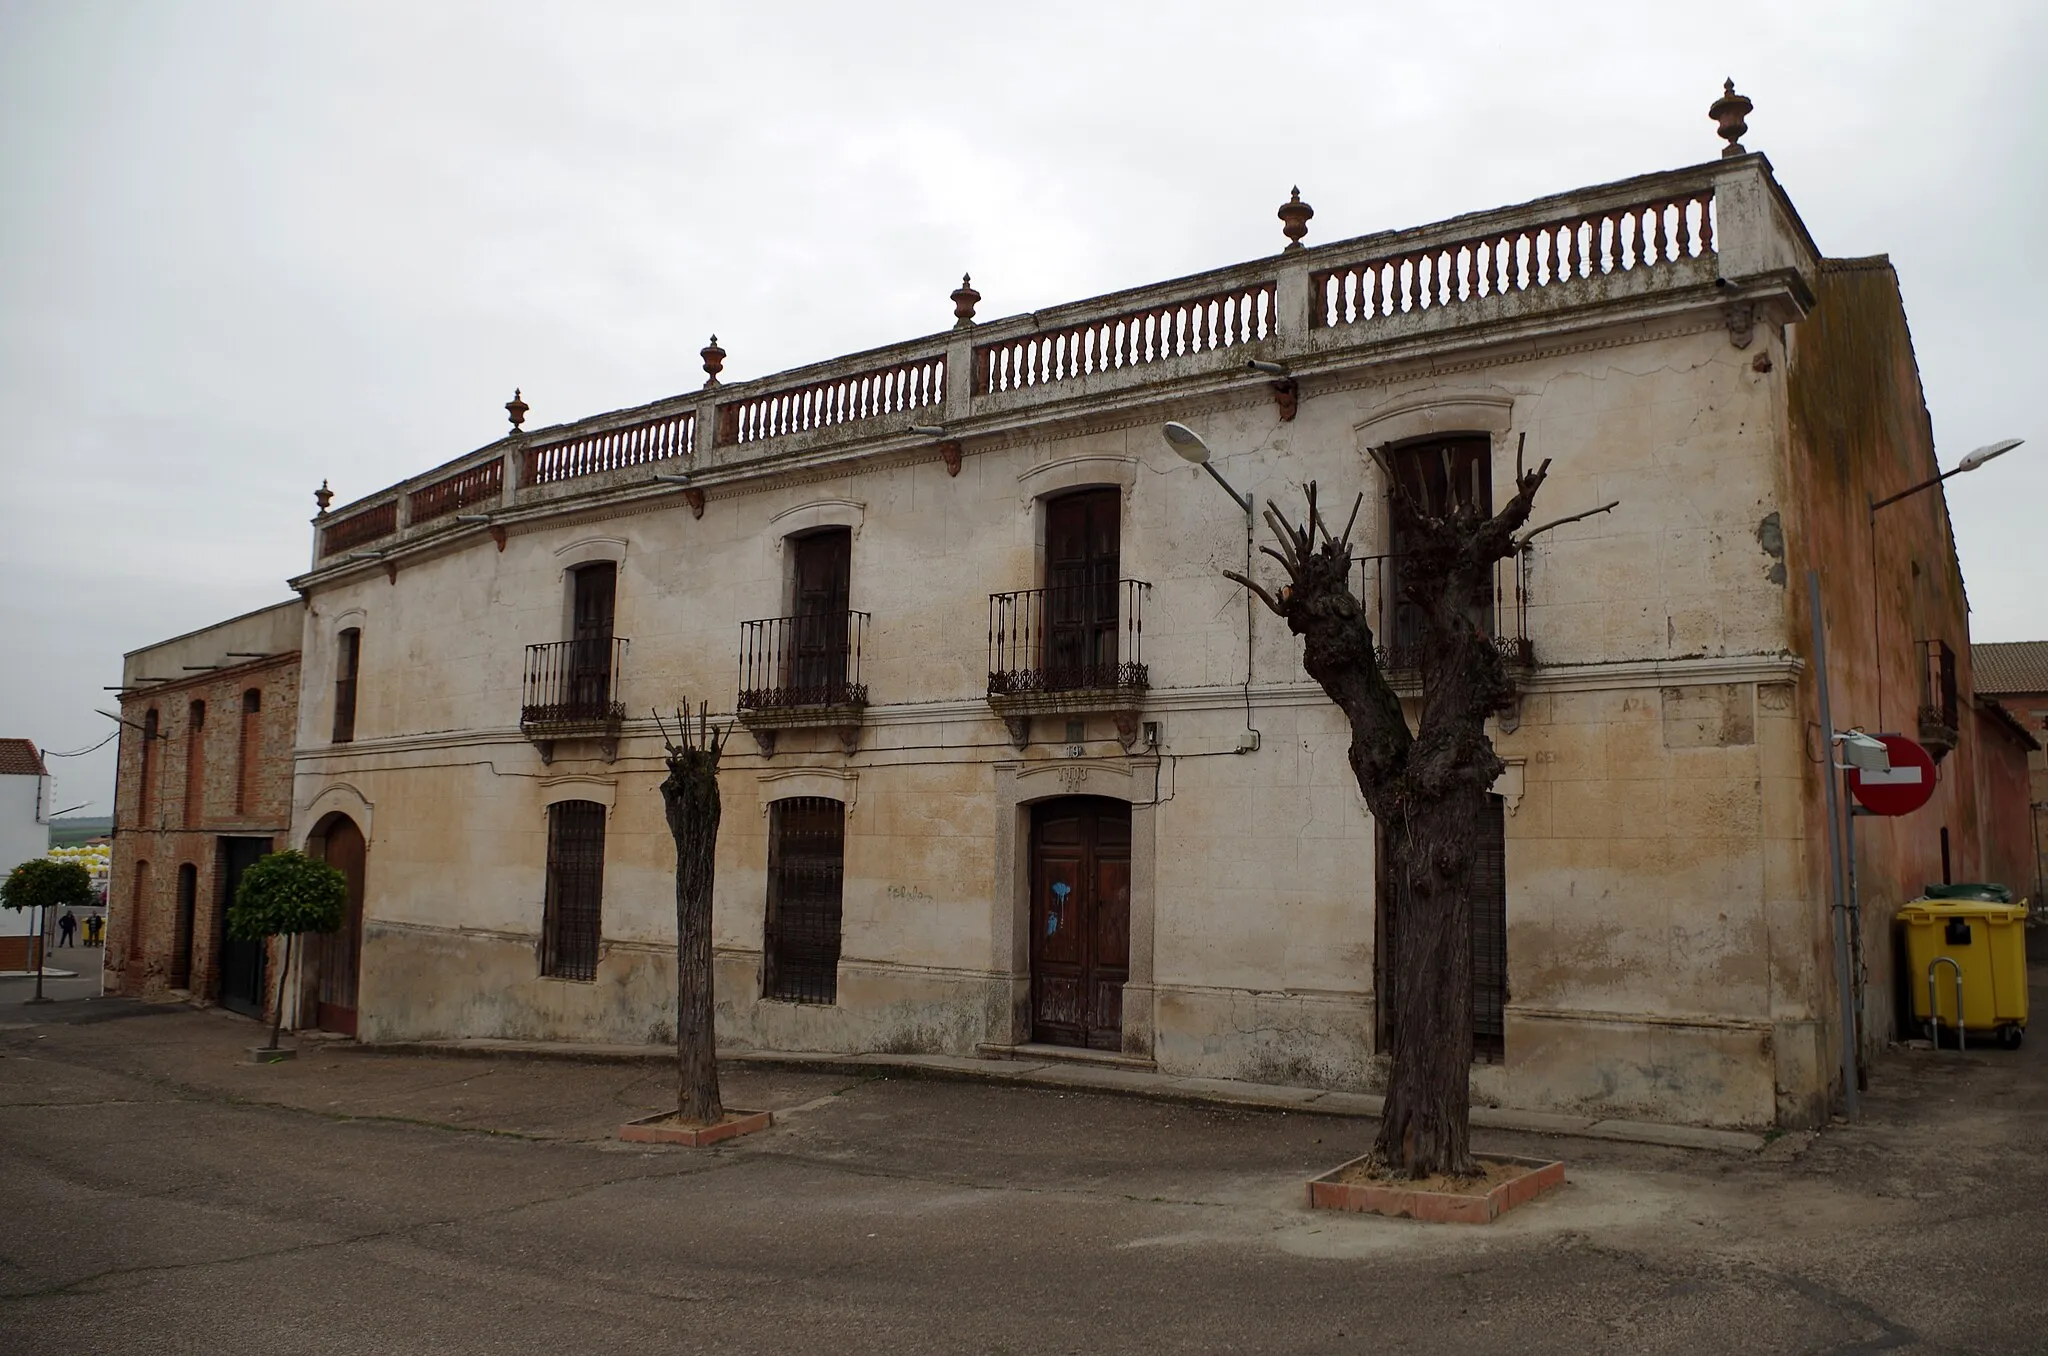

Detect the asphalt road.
[{"left": 2, "top": 977, "right": 2045, "bottom": 1355}]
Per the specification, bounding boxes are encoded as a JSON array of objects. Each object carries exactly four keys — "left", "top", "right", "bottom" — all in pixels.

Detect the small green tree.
[
  {"left": 227, "top": 850, "right": 346, "bottom": 1052},
  {"left": 2, "top": 858, "right": 95, "bottom": 1002}
]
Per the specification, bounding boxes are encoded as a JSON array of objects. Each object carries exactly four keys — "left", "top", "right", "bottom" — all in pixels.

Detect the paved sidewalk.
[{"left": 353, "top": 1035, "right": 1768, "bottom": 1154}]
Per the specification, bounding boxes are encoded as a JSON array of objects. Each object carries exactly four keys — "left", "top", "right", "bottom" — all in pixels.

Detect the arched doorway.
[
  {"left": 308, "top": 814, "right": 366, "bottom": 1035},
  {"left": 1029, "top": 796, "right": 1131, "bottom": 1050}
]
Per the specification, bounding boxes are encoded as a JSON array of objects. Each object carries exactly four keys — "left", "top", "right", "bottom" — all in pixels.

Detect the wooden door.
[
  {"left": 216, "top": 837, "right": 272, "bottom": 1018},
  {"left": 789, "top": 530, "right": 851, "bottom": 701},
  {"left": 1044, "top": 489, "right": 1120, "bottom": 689},
  {"left": 1376, "top": 794, "right": 1507, "bottom": 1062},
  {"left": 1030, "top": 798, "right": 1131, "bottom": 1050},
  {"left": 568, "top": 563, "right": 617, "bottom": 714},
  {"left": 314, "top": 817, "right": 366, "bottom": 1035}
]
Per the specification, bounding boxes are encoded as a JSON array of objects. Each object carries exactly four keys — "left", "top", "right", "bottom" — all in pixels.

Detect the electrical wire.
[{"left": 42, "top": 731, "right": 118, "bottom": 758}]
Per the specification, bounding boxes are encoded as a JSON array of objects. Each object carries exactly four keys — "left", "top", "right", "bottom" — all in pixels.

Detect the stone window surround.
[
  {"left": 989, "top": 757, "right": 1159, "bottom": 1059},
  {"left": 552, "top": 536, "right": 628, "bottom": 640}
]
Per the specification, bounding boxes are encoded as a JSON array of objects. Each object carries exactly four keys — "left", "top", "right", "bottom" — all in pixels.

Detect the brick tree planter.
[
  {"left": 619, "top": 1109, "right": 773, "bottom": 1148},
  {"left": 1307, "top": 1152, "right": 1565, "bottom": 1224}
]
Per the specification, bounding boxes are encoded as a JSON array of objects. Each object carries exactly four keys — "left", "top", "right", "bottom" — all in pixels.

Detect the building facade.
[
  {"left": 107, "top": 602, "right": 303, "bottom": 1017},
  {"left": 1971, "top": 641, "right": 2048, "bottom": 900},
  {"left": 282, "top": 132, "right": 2000, "bottom": 1129}
]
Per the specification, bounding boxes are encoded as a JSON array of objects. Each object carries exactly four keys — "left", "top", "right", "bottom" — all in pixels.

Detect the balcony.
[
  {"left": 1354, "top": 553, "right": 1533, "bottom": 712},
  {"left": 1918, "top": 638, "right": 1960, "bottom": 763},
  {"left": 987, "top": 580, "right": 1149, "bottom": 749},
  {"left": 735, "top": 612, "right": 869, "bottom": 757},
  {"left": 521, "top": 638, "right": 627, "bottom": 764}
]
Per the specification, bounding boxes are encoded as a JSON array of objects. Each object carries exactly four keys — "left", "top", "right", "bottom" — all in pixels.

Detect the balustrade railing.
[
  {"left": 1351, "top": 553, "right": 1531, "bottom": 676},
  {"left": 320, "top": 502, "right": 399, "bottom": 557},
  {"left": 976, "top": 280, "right": 1276, "bottom": 394},
  {"left": 524, "top": 409, "right": 695, "bottom": 487},
  {"left": 738, "top": 611, "right": 870, "bottom": 711},
  {"left": 409, "top": 458, "right": 504, "bottom": 523},
  {"left": 1313, "top": 189, "right": 1714, "bottom": 329},
  {"left": 718, "top": 355, "right": 944, "bottom": 446},
  {"left": 988, "top": 580, "right": 1149, "bottom": 695},
  {"left": 520, "top": 638, "right": 627, "bottom": 727}
]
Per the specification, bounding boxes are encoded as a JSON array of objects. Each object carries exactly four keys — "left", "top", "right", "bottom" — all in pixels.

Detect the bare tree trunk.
[
  {"left": 268, "top": 933, "right": 293, "bottom": 1051},
  {"left": 660, "top": 705, "right": 726, "bottom": 1125},
  {"left": 1228, "top": 467, "right": 1548, "bottom": 1179}
]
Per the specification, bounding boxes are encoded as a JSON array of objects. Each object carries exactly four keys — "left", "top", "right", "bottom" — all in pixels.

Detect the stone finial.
[
  {"left": 700, "top": 335, "right": 726, "bottom": 388},
  {"left": 313, "top": 479, "right": 333, "bottom": 514},
  {"left": 951, "top": 273, "right": 981, "bottom": 329},
  {"left": 505, "top": 388, "right": 529, "bottom": 430},
  {"left": 1709, "top": 79, "right": 1753, "bottom": 158},
  {"left": 1278, "top": 187, "right": 1314, "bottom": 252}
]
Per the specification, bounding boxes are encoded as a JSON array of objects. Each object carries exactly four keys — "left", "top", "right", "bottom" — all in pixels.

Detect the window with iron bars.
[
  {"left": 763, "top": 797, "right": 845, "bottom": 1004},
  {"left": 541, "top": 800, "right": 606, "bottom": 981}
]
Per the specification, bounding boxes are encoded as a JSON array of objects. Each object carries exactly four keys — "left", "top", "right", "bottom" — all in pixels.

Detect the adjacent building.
[
  {"left": 272, "top": 105, "right": 2012, "bottom": 1130},
  {"left": 1971, "top": 641, "right": 2048, "bottom": 900},
  {"left": 0, "top": 739, "right": 55, "bottom": 970},
  {"left": 106, "top": 602, "right": 304, "bottom": 1018}
]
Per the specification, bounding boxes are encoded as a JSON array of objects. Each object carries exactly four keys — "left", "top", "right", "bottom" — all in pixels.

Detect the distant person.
[
  {"left": 58, "top": 910, "right": 77, "bottom": 947},
  {"left": 87, "top": 914, "right": 104, "bottom": 946}
]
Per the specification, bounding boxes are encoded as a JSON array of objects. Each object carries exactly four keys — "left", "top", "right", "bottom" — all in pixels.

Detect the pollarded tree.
[
  {"left": 1226, "top": 459, "right": 1555, "bottom": 1179},
  {"left": 658, "top": 703, "right": 729, "bottom": 1125},
  {"left": 226, "top": 850, "right": 346, "bottom": 1052},
  {"left": 2, "top": 858, "right": 95, "bottom": 1002}
]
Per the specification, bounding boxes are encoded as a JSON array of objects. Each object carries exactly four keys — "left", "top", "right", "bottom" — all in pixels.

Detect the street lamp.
[
  {"left": 1867, "top": 438, "right": 2024, "bottom": 728},
  {"left": 1161, "top": 422, "right": 1253, "bottom": 518}
]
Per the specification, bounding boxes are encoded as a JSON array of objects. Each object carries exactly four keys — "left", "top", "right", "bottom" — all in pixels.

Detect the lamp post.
[
  {"left": 1867, "top": 438, "right": 2024, "bottom": 727},
  {"left": 1161, "top": 422, "right": 1254, "bottom": 518}
]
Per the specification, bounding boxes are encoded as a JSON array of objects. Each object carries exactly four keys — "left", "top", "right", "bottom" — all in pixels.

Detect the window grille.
[
  {"left": 333, "top": 629, "right": 360, "bottom": 744},
  {"left": 764, "top": 797, "right": 845, "bottom": 1004},
  {"left": 541, "top": 800, "right": 606, "bottom": 981}
]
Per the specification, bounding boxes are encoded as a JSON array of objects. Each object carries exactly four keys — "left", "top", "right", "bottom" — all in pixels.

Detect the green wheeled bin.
[{"left": 1898, "top": 894, "right": 2030, "bottom": 1048}]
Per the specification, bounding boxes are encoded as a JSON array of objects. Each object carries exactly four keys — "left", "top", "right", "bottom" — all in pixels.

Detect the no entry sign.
[{"left": 1847, "top": 734, "right": 1937, "bottom": 816}]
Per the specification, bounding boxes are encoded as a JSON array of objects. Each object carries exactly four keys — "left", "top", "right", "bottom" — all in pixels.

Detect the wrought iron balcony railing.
[
  {"left": 738, "top": 611, "right": 870, "bottom": 712},
  {"left": 521, "top": 638, "right": 627, "bottom": 728},
  {"left": 1351, "top": 553, "right": 1532, "bottom": 680},
  {"left": 988, "top": 579, "right": 1149, "bottom": 697}
]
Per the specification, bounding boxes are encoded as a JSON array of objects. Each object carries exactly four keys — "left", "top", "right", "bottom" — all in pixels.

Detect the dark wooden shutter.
[
  {"left": 1044, "top": 488, "right": 1121, "bottom": 688},
  {"left": 790, "top": 530, "right": 852, "bottom": 701},
  {"left": 333, "top": 628, "right": 360, "bottom": 743},
  {"left": 542, "top": 800, "right": 606, "bottom": 981},
  {"left": 235, "top": 691, "right": 260, "bottom": 816},
  {"left": 764, "top": 797, "right": 845, "bottom": 1004},
  {"left": 568, "top": 564, "right": 617, "bottom": 717}
]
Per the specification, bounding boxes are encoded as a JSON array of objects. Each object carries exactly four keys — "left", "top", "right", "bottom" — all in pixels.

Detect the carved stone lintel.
[
  {"left": 1003, "top": 714, "right": 1030, "bottom": 750},
  {"left": 836, "top": 725, "right": 860, "bottom": 755},
  {"left": 1725, "top": 303, "right": 1756, "bottom": 350},
  {"left": 683, "top": 488, "right": 706, "bottom": 519},
  {"left": 1270, "top": 378, "right": 1299, "bottom": 422},
  {"left": 938, "top": 440, "right": 963, "bottom": 477},
  {"left": 751, "top": 727, "right": 778, "bottom": 758},
  {"left": 1112, "top": 710, "right": 1141, "bottom": 752},
  {"left": 489, "top": 525, "right": 508, "bottom": 552}
]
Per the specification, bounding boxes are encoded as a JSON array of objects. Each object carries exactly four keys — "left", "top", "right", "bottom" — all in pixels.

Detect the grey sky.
[{"left": 3, "top": 2, "right": 2043, "bottom": 815}]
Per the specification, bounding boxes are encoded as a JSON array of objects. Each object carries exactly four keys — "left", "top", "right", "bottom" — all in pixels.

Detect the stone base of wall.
[{"left": 356, "top": 922, "right": 1797, "bottom": 1129}]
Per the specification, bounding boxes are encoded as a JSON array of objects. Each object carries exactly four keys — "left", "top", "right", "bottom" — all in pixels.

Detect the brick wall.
[{"left": 106, "top": 653, "right": 299, "bottom": 1006}]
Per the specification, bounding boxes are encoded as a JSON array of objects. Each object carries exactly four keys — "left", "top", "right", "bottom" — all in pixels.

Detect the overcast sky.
[{"left": 3, "top": 2, "right": 2044, "bottom": 816}]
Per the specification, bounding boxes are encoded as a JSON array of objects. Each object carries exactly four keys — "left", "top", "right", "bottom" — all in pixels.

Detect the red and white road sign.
[{"left": 1847, "top": 734, "right": 1937, "bottom": 816}]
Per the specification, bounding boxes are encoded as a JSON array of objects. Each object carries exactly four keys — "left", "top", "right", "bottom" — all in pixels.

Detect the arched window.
[
  {"left": 138, "top": 710, "right": 160, "bottom": 825},
  {"left": 332, "top": 628, "right": 361, "bottom": 743},
  {"left": 540, "top": 800, "right": 606, "bottom": 981},
  {"left": 235, "top": 689, "right": 261, "bottom": 815},
  {"left": 171, "top": 863, "right": 198, "bottom": 988},
  {"left": 184, "top": 701, "right": 206, "bottom": 827}
]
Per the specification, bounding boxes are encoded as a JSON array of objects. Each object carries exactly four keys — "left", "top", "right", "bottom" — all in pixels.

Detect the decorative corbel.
[
  {"left": 683, "top": 488, "right": 706, "bottom": 519},
  {"left": 1112, "top": 710, "right": 1141, "bottom": 753},
  {"left": 938, "top": 440, "right": 963, "bottom": 477},
  {"left": 751, "top": 727, "right": 778, "bottom": 758},
  {"left": 1724, "top": 302, "right": 1756, "bottom": 350},
  {"left": 836, "top": 725, "right": 861, "bottom": 755},
  {"left": 1003, "top": 714, "right": 1030, "bottom": 750},
  {"left": 490, "top": 525, "right": 508, "bottom": 552},
  {"left": 1270, "top": 378, "right": 1299, "bottom": 422},
  {"left": 385, "top": 560, "right": 399, "bottom": 586}
]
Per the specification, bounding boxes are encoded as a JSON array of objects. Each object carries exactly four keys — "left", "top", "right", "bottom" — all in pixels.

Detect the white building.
[{"left": 0, "top": 739, "right": 54, "bottom": 949}]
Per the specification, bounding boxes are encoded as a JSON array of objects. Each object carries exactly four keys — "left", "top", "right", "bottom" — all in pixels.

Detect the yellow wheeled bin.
[{"left": 1898, "top": 894, "right": 2030, "bottom": 1049}]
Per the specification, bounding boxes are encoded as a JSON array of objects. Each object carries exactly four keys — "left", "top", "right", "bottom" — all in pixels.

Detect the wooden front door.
[
  {"left": 1029, "top": 797, "right": 1131, "bottom": 1050},
  {"left": 1044, "top": 489, "right": 1120, "bottom": 689},
  {"left": 1376, "top": 793, "right": 1507, "bottom": 1062},
  {"left": 313, "top": 817, "right": 366, "bottom": 1035},
  {"left": 789, "top": 529, "right": 851, "bottom": 701},
  {"left": 216, "top": 836, "right": 272, "bottom": 1018}
]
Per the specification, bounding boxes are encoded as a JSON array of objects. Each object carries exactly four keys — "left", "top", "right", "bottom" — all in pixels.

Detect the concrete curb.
[{"left": 339, "top": 1038, "right": 1768, "bottom": 1155}]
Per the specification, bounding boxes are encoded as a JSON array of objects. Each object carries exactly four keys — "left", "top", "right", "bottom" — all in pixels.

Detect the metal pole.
[
  {"left": 1809, "top": 570, "right": 1859, "bottom": 1118},
  {"left": 1844, "top": 773, "right": 1867, "bottom": 1091}
]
